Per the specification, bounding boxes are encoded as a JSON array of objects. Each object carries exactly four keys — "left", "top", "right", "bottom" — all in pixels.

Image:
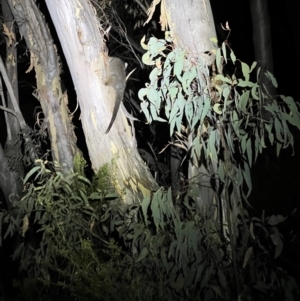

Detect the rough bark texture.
[
  {"left": 2, "top": 0, "right": 20, "bottom": 140},
  {"left": 7, "top": 0, "right": 79, "bottom": 175},
  {"left": 0, "top": 0, "right": 23, "bottom": 210},
  {"left": 45, "top": 0, "right": 158, "bottom": 203}
]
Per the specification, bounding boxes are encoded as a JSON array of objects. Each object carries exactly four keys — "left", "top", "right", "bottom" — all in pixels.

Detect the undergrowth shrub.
[{"left": 0, "top": 156, "right": 298, "bottom": 300}]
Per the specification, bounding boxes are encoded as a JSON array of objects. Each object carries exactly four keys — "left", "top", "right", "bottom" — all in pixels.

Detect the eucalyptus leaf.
[
  {"left": 249, "top": 61, "right": 257, "bottom": 73},
  {"left": 239, "top": 90, "right": 250, "bottom": 111},
  {"left": 237, "top": 80, "right": 253, "bottom": 88},
  {"left": 23, "top": 166, "right": 41, "bottom": 184},
  {"left": 265, "top": 70, "right": 278, "bottom": 88},
  {"left": 246, "top": 138, "right": 252, "bottom": 167},
  {"left": 243, "top": 247, "right": 253, "bottom": 269},
  {"left": 241, "top": 62, "right": 250, "bottom": 81},
  {"left": 200, "top": 99, "right": 210, "bottom": 125},
  {"left": 230, "top": 50, "right": 236, "bottom": 64},
  {"left": 215, "top": 74, "right": 232, "bottom": 84},
  {"left": 216, "top": 48, "right": 222, "bottom": 73},
  {"left": 270, "top": 234, "right": 283, "bottom": 258},
  {"left": 268, "top": 215, "right": 286, "bottom": 226},
  {"left": 141, "top": 101, "right": 151, "bottom": 123},
  {"left": 174, "top": 55, "right": 184, "bottom": 80}
]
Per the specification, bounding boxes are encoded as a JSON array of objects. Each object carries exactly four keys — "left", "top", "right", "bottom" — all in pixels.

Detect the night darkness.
[
  {"left": 210, "top": 0, "right": 300, "bottom": 215},
  {"left": 211, "top": 0, "right": 300, "bottom": 282},
  {"left": 1, "top": 0, "right": 300, "bottom": 298}
]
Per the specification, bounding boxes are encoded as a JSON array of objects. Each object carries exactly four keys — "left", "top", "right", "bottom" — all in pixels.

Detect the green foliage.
[
  {"left": 73, "top": 151, "right": 87, "bottom": 175},
  {"left": 139, "top": 32, "right": 300, "bottom": 201},
  {"left": 1, "top": 33, "right": 299, "bottom": 301},
  {"left": 91, "top": 162, "right": 117, "bottom": 198},
  {"left": 1, "top": 158, "right": 120, "bottom": 300},
  {"left": 1, "top": 158, "right": 298, "bottom": 300},
  {"left": 120, "top": 187, "right": 298, "bottom": 300},
  {"left": 4, "top": 125, "right": 48, "bottom": 174},
  {"left": 134, "top": 32, "right": 300, "bottom": 300}
]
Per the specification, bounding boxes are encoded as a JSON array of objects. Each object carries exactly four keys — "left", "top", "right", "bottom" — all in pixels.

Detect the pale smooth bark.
[
  {"left": 164, "top": 0, "right": 216, "bottom": 65},
  {"left": 45, "top": 0, "right": 158, "bottom": 203},
  {"left": 162, "top": 4, "right": 241, "bottom": 277},
  {"left": 164, "top": 0, "right": 217, "bottom": 211}
]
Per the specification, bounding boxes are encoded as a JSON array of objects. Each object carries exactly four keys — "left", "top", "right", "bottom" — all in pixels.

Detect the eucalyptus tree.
[
  {"left": 137, "top": 1, "right": 300, "bottom": 297},
  {"left": 250, "top": 0, "right": 276, "bottom": 119},
  {"left": 0, "top": 0, "right": 157, "bottom": 207},
  {"left": 0, "top": 0, "right": 24, "bottom": 211},
  {"left": 1, "top": 0, "right": 299, "bottom": 299}
]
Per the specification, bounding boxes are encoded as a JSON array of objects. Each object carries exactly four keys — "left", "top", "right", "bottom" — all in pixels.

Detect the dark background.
[
  {"left": 0, "top": 0, "right": 300, "bottom": 289},
  {"left": 210, "top": 0, "right": 299, "bottom": 215},
  {"left": 211, "top": 0, "right": 300, "bottom": 280}
]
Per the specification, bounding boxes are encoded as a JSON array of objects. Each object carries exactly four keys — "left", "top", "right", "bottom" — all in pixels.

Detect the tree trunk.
[
  {"left": 250, "top": 0, "right": 274, "bottom": 74},
  {"left": 164, "top": 0, "right": 217, "bottom": 212},
  {"left": 45, "top": 0, "right": 158, "bottom": 203},
  {"left": 162, "top": 2, "right": 242, "bottom": 277},
  {"left": 250, "top": 0, "right": 276, "bottom": 120},
  {"left": 7, "top": 0, "right": 79, "bottom": 175},
  {"left": 164, "top": 0, "right": 216, "bottom": 65},
  {"left": 0, "top": 0, "right": 23, "bottom": 210}
]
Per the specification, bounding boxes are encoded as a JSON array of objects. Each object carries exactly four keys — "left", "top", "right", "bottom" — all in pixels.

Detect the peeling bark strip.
[{"left": 7, "top": 0, "right": 79, "bottom": 174}]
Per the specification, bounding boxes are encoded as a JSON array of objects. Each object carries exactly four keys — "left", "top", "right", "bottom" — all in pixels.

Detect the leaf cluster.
[
  {"left": 1, "top": 160, "right": 299, "bottom": 300},
  {"left": 1, "top": 158, "right": 120, "bottom": 299},
  {"left": 1, "top": 32, "right": 300, "bottom": 301},
  {"left": 138, "top": 32, "right": 300, "bottom": 203},
  {"left": 112, "top": 187, "right": 299, "bottom": 300}
]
